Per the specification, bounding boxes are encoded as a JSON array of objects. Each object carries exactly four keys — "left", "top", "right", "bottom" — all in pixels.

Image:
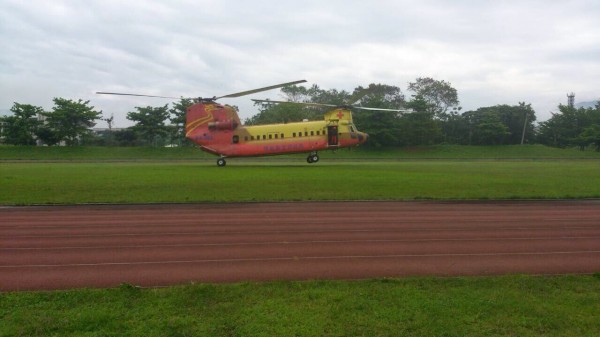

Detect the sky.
[{"left": 1, "top": 0, "right": 599, "bottom": 128}]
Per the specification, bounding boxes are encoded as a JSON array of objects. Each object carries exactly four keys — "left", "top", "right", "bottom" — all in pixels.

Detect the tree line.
[
  {"left": 0, "top": 98, "right": 192, "bottom": 147},
  {"left": 1, "top": 78, "right": 599, "bottom": 150}
]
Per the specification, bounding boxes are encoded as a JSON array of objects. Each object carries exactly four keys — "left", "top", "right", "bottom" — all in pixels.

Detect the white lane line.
[
  {"left": 6, "top": 226, "right": 600, "bottom": 238},
  {"left": 3, "top": 217, "right": 599, "bottom": 229},
  {"left": 3, "top": 250, "right": 600, "bottom": 268},
  {"left": 2, "top": 236, "right": 600, "bottom": 251}
]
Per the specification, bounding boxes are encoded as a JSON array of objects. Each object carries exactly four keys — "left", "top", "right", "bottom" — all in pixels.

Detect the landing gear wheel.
[
  {"left": 217, "top": 158, "right": 226, "bottom": 167},
  {"left": 306, "top": 152, "right": 319, "bottom": 164},
  {"left": 311, "top": 154, "right": 319, "bottom": 163}
]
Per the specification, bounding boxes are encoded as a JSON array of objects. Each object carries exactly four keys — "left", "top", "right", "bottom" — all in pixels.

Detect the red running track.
[{"left": 1, "top": 201, "right": 600, "bottom": 291}]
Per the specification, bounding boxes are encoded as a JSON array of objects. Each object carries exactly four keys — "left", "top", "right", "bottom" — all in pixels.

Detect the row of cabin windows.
[{"left": 239, "top": 130, "right": 323, "bottom": 143}]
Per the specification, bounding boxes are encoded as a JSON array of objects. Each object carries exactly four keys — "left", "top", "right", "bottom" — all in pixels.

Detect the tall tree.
[
  {"left": 407, "top": 77, "right": 460, "bottom": 119},
  {"left": 351, "top": 83, "right": 404, "bottom": 108},
  {"left": 350, "top": 84, "right": 405, "bottom": 147},
  {"left": 40, "top": 98, "right": 102, "bottom": 146},
  {"left": 127, "top": 105, "right": 170, "bottom": 146},
  {"left": 169, "top": 98, "right": 195, "bottom": 146},
  {"left": 246, "top": 101, "right": 320, "bottom": 125},
  {"left": 463, "top": 109, "right": 510, "bottom": 145},
  {"left": 467, "top": 104, "right": 537, "bottom": 144},
  {"left": 398, "top": 94, "right": 442, "bottom": 146},
  {"left": 1, "top": 103, "right": 43, "bottom": 145},
  {"left": 249, "top": 84, "right": 351, "bottom": 125},
  {"left": 579, "top": 124, "right": 600, "bottom": 151},
  {"left": 537, "top": 103, "right": 600, "bottom": 149}
]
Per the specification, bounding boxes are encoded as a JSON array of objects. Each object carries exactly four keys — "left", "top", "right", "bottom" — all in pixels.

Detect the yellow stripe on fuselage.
[{"left": 185, "top": 113, "right": 213, "bottom": 137}]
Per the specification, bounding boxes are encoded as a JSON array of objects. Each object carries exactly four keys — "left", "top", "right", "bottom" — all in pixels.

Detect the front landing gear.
[
  {"left": 217, "top": 157, "right": 226, "bottom": 167},
  {"left": 306, "top": 152, "right": 319, "bottom": 164}
]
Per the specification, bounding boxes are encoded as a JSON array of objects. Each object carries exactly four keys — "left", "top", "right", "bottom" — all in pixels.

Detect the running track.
[{"left": 2, "top": 201, "right": 600, "bottom": 291}]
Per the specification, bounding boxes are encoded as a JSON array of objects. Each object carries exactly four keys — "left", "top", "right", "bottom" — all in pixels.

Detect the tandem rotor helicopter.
[{"left": 97, "top": 80, "right": 409, "bottom": 166}]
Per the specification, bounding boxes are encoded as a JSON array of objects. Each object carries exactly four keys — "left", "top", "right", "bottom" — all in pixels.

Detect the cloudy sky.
[{"left": 1, "top": 0, "right": 599, "bottom": 127}]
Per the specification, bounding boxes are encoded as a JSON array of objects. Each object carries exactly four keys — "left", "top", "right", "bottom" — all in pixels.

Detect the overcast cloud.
[{"left": 1, "top": 0, "right": 599, "bottom": 127}]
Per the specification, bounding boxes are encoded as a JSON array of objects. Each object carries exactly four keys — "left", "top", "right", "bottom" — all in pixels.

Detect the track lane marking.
[
  {"left": 3, "top": 217, "right": 599, "bottom": 229},
  {"left": 6, "top": 226, "right": 600, "bottom": 238},
  {"left": 3, "top": 236, "right": 600, "bottom": 250},
  {"left": 3, "top": 250, "right": 600, "bottom": 268}
]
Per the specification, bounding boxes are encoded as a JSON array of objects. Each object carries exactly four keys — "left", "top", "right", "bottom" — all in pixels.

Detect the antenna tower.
[{"left": 567, "top": 92, "right": 575, "bottom": 108}]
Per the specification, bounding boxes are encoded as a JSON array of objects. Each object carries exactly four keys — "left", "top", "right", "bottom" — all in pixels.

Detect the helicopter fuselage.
[{"left": 185, "top": 102, "right": 368, "bottom": 162}]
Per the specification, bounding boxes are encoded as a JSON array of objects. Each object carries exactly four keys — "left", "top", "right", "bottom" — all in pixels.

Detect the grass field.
[
  {"left": 2, "top": 144, "right": 600, "bottom": 161},
  {"left": 2, "top": 275, "right": 600, "bottom": 337},
  {"left": 2, "top": 145, "right": 599, "bottom": 336},
  {"left": 2, "top": 160, "right": 600, "bottom": 204}
]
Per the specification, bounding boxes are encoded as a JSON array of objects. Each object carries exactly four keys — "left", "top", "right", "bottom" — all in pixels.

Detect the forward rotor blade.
[
  {"left": 96, "top": 92, "right": 180, "bottom": 99},
  {"left": 217, "top": 80, "right": 307, "bottom": 99}
]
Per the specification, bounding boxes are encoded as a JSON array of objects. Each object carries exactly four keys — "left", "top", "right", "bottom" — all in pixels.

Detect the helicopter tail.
[{"left": 185, "top": 102, "right": 240, "bottom": 140}]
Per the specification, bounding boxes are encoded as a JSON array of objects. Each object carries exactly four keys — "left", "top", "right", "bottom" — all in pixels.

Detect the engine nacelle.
[{"left": 208, "top": 120, "right": 238, "bottom": 131}]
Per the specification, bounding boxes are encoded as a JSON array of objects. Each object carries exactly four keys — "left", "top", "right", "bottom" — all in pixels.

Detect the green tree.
[
  {"left": 248, "top": 84, "right": 351, "bottom": 125},
  {"left": 350, "top": 84, "right": 405, "bottom": 147},
  {"left": 1, "top": 103, "right": 43, "bottom": 145},
  {"left": 463, "top": 110, "right": 510, "bottom": 145},
  {"left": 279, "top": 84, "right": 313, "bottom": 103},
  {"left": 407, "top": 77, "right": 460, "bottom": 119},
  {"left": 537, "top": 103, "right": 599, "bottom": 149},
  {"left": 169, "top": 98, "right": 195, "bottom": 146},
  {"left": 579, "top": 124, "right": 600, "bottom": 151},
  {"left": 114, "top": 128, "right": 140, "bottom": 146},
  {"left": 127, "top": 105, "right": 170, "bottom": 146},
  {"left": 40, "top": 98, "right": 102, "bottom": 146},
  {"left": 398, "top": 95, "right": 442, "bottom": 146},
  {"left": 246, "top": 101, "right": 320, "bottom": 125},
  {"left": 351, "top": 83, "right": 404, "bottom": 108},
  {"left": 467, "top": 104, "right": 537, "bottom": 145}
]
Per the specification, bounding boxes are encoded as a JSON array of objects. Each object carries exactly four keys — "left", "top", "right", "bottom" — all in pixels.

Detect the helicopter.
[{"left": 97, "top": 80, "right": 408, "bottom": 166}]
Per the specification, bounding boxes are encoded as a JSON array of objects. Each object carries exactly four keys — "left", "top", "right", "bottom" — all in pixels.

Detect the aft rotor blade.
[
  {"left": 353, "top": 106, "right": 412, "bottom": 112},
  {"left": 217, "top": 80, "right": 307, "bottom": 99},
  {"left": 251, "top": 99, "right": 337, "bottom": 108},
  {"left": 96, "top": 92, "right": 180, "bottom": 99},
  {"left": 252, "top": 99, "right": 411, "bottom": 112}
]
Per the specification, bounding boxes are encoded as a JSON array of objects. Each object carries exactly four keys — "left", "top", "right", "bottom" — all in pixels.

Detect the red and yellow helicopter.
[{"left": 98, "top": 80, "right": 406, "bottom": 166}]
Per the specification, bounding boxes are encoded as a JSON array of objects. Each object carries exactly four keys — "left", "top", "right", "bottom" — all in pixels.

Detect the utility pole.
[{"left": 520, "top": 110, "right": 529, "bottom": 145}]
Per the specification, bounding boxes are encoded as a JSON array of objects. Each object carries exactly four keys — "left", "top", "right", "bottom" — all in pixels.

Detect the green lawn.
[
  {"left": 2, "top": 275, "right": 599, "bottom": 337},
  {"left": 2, "top": 160, "right": 599, "bottom": 204},
  {"left": 2, "top": 144, "right": 600, "bottom": 161}
]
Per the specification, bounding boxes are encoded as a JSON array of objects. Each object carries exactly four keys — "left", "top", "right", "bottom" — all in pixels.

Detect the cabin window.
[
  {"left": 269, "top": 134, "right": 272, "bottom": 139},
  {"left": 281, "top": 133, "right": 284, "bottom": 139},
  {"left": 304, "top": 131, "right": 308, "bottom": 137},
  {"left": 275, "top": 134, "right": 278, "bottom": 139},
  {"left": 232, "top": 135, "right": 239, "bottom": 144},
  {"left": 250, "top": 135, "right": 254, "bottom": 141},
  {"left": 292, "top": 132, "right": 296, "bottom": 137},
  {"left": 310, "top": 131, "right": 314, "bottom": 136},
  {"left": 298, "top": 132, "right": 302, "bottom": 138},
  {"left": 263, "top": 135, "right": 266, "bottom": 140},
  {"left": 316, "top": 131, "right": 320, "bottom": 136}
]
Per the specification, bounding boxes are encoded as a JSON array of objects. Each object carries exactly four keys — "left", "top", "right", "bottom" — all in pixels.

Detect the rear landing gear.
[
  {"left": 217, "top": 158, "right": 226, "bottom": 167},
  {"left": 306, "top": 152, "right": 319, "bottom": 164}
]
